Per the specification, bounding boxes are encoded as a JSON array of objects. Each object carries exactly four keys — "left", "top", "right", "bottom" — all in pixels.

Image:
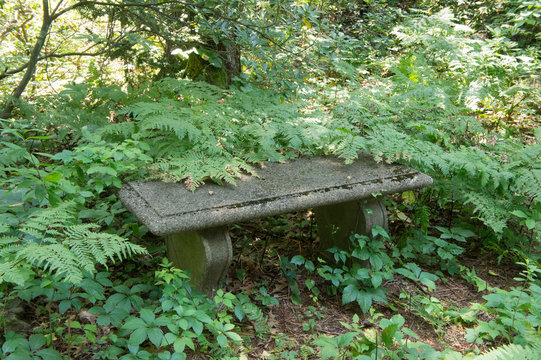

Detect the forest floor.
[
  {"left": 225, "top": 210, "right": 523, "bottom": 359},
  {"left": 7, "top": 208, "right": 522, "bottom": 359}
]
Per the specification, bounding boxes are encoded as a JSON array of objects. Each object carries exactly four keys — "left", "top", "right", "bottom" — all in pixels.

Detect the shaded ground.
[
  {"left": 3, "top": 209, "right": 524, "bottom": 359},
  {"left": 226, "top": 210, "right": 523, "bottom": 358}
]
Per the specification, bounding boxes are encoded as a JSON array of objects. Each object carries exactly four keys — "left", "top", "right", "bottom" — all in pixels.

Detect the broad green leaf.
[
  {"left": 226, "top": 331, "right": 242, "bottom": 342},
  {"left": 451, "top": 227, "right": 475, "bottom": 238},
  {"left": 173, "top": 337, "right": 187, "bottom": 353},
  {"left": 194, "top": 311, "right": 212, "bottom": 324},
  {"left": 87, "top": 166, "right": 117, "bottom": 176},
  {"left": 139, "top": 308, "right": 155, "bottom": 324},
  {"left": 58, "top": 300, "right": 72, "bottom": 314},
  {"left": 172, "top": 353, "right": 187, "bottom": 360},
  {"left": 342, "top": 284, "right": 358, "bottom": 305},
  {"left": 356, "top": 291, "right": 373, "bottom": 313},
  {"left": 44, "top": 173, "right": 62, "bottom": 182},
  {"left": 147, "top": 327, "right": 164, "bottom": 348},
  {"left": 154, "top": 315, "right": 171, "bottom": 327},
  {"left": 216, "top": 334, "right": 227, "bottom": 347},
  {"left": 371, "top": 273, "right": 383, "bottom": 288},
  {"left": 234, "top": 305, "right": 245, "bottom": 321},
  {"left": 192, "top": 321, "right": 203, "bottom": 336},
  {"left": 290, "top": 255, "right": 305, "bottom": 265},
  {"left": 29, "top": 334, "right": 46, "bottom": 351},
  {"left": 35, "top": 348, "right": 63, "bottom": 360},
  {"left": 337, "top": 332, "right": 355, "bottom": 347},
  {"left": 369, "top": 254, "right": 383, "bottom": 270},
  {"left": 129, "top": 328, "right": 148, "bottom": 346},
  {"left": 525, "top": 218, "right": 536, "bottom": 230},
  {"left": 382, "top": 323, "right": 398, "bottom": 347}
]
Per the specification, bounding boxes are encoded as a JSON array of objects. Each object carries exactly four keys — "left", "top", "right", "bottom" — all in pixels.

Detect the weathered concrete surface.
[
  {"left": 315, "top": 198, "right": 388, "bottom": 254},
  {"left": 119, "top": 152, "right": 432, "bottom": 236},
  {"left": 165, "top": 227, "right": 232, "bottom": 292}
]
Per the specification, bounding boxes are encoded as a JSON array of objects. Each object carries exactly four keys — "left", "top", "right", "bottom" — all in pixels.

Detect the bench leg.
[
  {"left": 165, "top": 226, "right": 232, "bottom": 293},
  {"left": 315, "top": 198, "right": 388, "bottom": 253}
]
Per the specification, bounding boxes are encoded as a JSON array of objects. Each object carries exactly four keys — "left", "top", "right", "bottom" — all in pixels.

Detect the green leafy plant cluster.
[
  {"left": 31, "top": 78, "right": 367, "bottom": 190},
  {"left": 0, "top": 74, "right": 369, "bottom": 283},
  {"left": 463, "top": 261, "right": 541, "bottom": 346},
  {"left": 1, "top": 2, "right": 540, "bottom": 359},
  {"left": 1, "top": 259, "right": 271, "bottom": 359},
  {"left": 313, "top": 311, "right": 453, "bottom": 360},
  {"left": 326, "top": 9, "right": 540, "bottom": 245},
  {"left": 0, "top": 118, "right": 149, "bottom": 285},
  {"left": 290, "top": 227, "right": 443, "bottom": 314}
]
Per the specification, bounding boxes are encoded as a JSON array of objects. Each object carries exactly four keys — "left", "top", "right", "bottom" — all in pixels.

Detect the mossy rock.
[{"left": 186, "top": 53, "right": 228, "bottom": 88}]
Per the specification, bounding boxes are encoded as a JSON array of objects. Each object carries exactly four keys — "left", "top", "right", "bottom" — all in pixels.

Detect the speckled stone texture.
[
  {"left": 165, "top": 227, "right": 232, "bottom": 293},
  {"left": 315, "top": 197, "right": 389, "bottom": 257},
  {"left": 119, "top": 153, "right": 432, "bottom": 236},
  {"left": 119, "top": 152, "right": 433, "bottom": 292}
]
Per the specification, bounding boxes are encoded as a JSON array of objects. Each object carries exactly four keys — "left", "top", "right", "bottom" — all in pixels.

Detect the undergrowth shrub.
[
  {"left": 0, "top": 76, "right": 372, "bottom": 283},
  {"left": 328, "top": 9, "right": 541, "bottom": 246},
  {"left": 28, "top": 78, "right": 368, "bottom": 190},
  {"left": 0, "top": 119, "right": 149, "bottom": 285}
]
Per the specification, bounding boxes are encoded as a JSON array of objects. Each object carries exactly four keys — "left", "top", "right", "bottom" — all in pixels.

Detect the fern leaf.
[
  {"left": 2, "top": 202, "right": 148, "bottom": 284},
  {"left": 475, "top": 343, "right": 541, "bottom": 360},
  {"left": 17, "top": 243, "right": 84, "bottom": 283},
  {"left": 0, "top": 261, "right": 28, "bottom": 285}
]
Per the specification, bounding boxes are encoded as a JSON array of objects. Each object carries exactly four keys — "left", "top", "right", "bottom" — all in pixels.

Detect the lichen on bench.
[{"left": 120, "top": 152, "right": 432, "bottom": 292}]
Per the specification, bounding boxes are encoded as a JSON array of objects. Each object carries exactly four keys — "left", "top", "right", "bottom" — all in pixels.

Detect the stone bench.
[{"left": 119, "top": 153, "right": 432, "bottom": 292}]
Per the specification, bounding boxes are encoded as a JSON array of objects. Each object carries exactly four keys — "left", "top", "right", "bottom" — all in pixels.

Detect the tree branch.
[{"left": 0, "top": 35, "right": 128, "bottom": 81}]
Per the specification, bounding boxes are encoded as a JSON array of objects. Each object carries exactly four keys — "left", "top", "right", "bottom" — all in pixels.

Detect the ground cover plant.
[{"left": 1, "top": 0, "right": 540, "bottom": 359}]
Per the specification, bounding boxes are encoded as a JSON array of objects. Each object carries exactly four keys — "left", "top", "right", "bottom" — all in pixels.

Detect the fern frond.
[
  {"left": 15, "top": 222, "right": 147, "bottom": 284},
  {"left": 0, "top": 236, "right": 20, "bottom": 246},
  {"left": 0, "top": 142, "right": 29, "bottom": 166},
  {"left": 463, "top": 191, "right": 510, "bottom": 234},
  {"left": 141, "top": 111, "right": 202, "bottom": 142},
  {"left": 475, "top": 342, "right": 541, "bottom": 360},
  {"left": 66, "top": 224, "right": 147, "bottom": 265},
  {"left": 17, "top": 243, "right": 84, "bottom": 283},
  {"left": 325, "top": 128, "right": 366, "bottom": 162},
  {"left": 151, "top": 151, "right": 254, "bottom": 190},
  {"left": 515, "top": 168, "right": 541, "bottom": 202},
  {"left": 21, "top": 201, "right": 77, "bottom": 241},
  {"left": 0, "top": 261, "right": 28, "bottom": 285},
  {"left": 99, "top": 121, "right": 137, "bottom": 138},
  {"left": 0, "top": 201, "right": 148, "bottom": 284}
]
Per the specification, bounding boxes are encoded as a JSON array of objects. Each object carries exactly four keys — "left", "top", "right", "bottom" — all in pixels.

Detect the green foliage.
[
  {"left": 0, "top": 201, "right": 146, "bottom": 285},
  {"left": 1, "top": 259, "right": 260, "bottom": 359},
  {"left": 1, "top": 331, "right": 62, "bottom": 360},
  {"left": 329, "top": 8, "right": 541, "bottom": 245},
  {"left": 293, "top": 227, "right": 397, "bottom": 313},
  {"left": 313, "top": 311, "right": 455, "bottom": 359},
  {"left": 29, "top": 78, "right": 365, "bottom": 190},
  {"left": 1, "top": 2, "right": 540, "bottom": 358},
  {"left": 395, "top": 263, "right": 439, "bottom": 290},
  {"left": 0, "top": 118, "right": 149, "bottom": 284},
  {"left": 474, "top": 341, "right": 541, "bottom": 360},
  {"left": 465, "top": 261, "right": 541, "bottom": 345},
  {"left": 447, "top": 0, "right": 541, "bottom": 52}
]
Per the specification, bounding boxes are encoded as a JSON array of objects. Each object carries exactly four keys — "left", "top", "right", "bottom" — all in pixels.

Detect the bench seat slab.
[{"left": 120, "top": 153, "right": 432, "bottom": 237}]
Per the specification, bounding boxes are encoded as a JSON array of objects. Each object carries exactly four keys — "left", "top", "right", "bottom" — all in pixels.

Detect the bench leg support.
[
  {"left": 165, "top": 226, "right": 232, "bottom": 293},
  {"left": 315, "top": 198, "right": 388, "bottom": 254}
]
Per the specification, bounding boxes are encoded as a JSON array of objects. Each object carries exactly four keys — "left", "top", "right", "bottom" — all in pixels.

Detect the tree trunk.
[
  {"left": 219, "top": 41, "right": 241, "bottom": 86},
  {"left": 1, "top": 0, "right": 52, "bottom": 119}
]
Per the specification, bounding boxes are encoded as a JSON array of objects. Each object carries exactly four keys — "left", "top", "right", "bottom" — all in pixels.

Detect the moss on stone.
[{"left": 185, "top": 52, "right": 228, "bottom": 88}]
